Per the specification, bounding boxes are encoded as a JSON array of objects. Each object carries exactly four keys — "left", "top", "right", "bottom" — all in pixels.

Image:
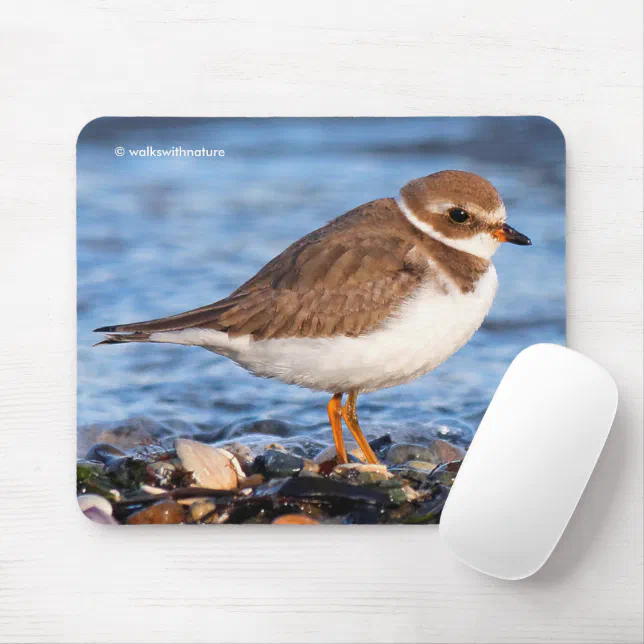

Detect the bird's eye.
[{"left": 448, "top": 208, "right": 470, "bottom": 224}]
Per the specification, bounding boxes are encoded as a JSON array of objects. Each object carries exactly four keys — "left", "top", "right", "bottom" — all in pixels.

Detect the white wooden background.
[{"left": 0, "top": 1, "right": 642, "bottom": 642}]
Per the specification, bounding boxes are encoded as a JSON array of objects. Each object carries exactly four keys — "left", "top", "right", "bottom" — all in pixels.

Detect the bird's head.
[{"left": 398, "top": 170, "right": 531, "bottom": 259}]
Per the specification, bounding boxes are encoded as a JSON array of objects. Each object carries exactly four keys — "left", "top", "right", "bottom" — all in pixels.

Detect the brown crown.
[{"left": 400, "top": 170, "right": 505, "bottom": 239}]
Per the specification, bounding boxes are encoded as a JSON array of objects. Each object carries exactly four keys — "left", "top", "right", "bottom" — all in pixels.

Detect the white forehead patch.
[
  {"left": 489, "top": 203, "right": 508, "bottom": 226},
  {"left": 396, "top": 195, "right": 502, "bottom": 260}
]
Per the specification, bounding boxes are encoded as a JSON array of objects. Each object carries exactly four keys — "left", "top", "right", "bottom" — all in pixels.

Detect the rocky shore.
[{"left": 77, "top": 430, "right": 466, "bottom": 525}]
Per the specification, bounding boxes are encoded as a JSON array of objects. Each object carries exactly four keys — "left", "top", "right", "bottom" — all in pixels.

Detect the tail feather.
[
  {"left": 92, "top": 290, "right": 270, "bottom": 347},
  {"left": 93, "top": 331, "right": 152, "bottom": 347},
  {"left": 92, "top": 297, "right": 241, "bottom": 336}
]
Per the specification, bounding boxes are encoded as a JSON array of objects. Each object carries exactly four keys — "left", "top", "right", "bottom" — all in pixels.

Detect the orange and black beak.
[{"left": 493, "top": 223, "right": 532, "bottom": 246}]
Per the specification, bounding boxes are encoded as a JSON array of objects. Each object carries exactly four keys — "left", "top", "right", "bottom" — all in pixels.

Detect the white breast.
[{"left": 151, "top": 265, "right": 498, "bottom": 394}]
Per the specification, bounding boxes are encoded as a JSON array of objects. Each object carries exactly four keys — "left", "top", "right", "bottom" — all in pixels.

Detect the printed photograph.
[{"left": 77, "top": 117, "right": 565, "bottom": 525}]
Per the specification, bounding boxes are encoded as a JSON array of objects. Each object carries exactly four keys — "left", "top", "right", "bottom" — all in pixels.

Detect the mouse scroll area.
[{"left": 439, "top": 343, "right": 618, "bottom": 580}]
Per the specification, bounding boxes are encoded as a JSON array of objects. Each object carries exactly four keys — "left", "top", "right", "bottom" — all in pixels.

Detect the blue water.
[{"left": 77, "top": 117, "right": 565, "bottom": 455}]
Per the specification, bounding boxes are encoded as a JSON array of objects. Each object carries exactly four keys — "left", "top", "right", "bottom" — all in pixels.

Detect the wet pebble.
[
  {"left": 148, "top": 460, "right": 177, "bottom": 487},
  {"left": 333, "top": 463, "right": 390, "bottom": 485},
  {"left": 78, "top": 494, "right": 113, "bottom": 516},
  {"left": 388, "top": 464, "right": 430, "bottom": 485},
  {"left": 402, "top": 485, "right": 419, "bottom": 501},
  {"left": 272, "top": 514, "right": 320, "bottom": 525},
  {"left": 255, "top": 449, "right": 304, "bottom": 478},
  {"left": 301, "top": 459, "right": 320, "bottom": 475},
  {"left": 175, "top": 439, "right": 244, "bottom": 490},
  {"left": 127, "top": 500, "right": 185, "bottom": 524},
  {"left": 402, "top": 484, "right": 451, "bottom": 524},
  {"left": 140, "top": 484, "right": 166, "bottom": 495},
  {"left": 189, "top": 500, "right": 217, "bottom": 523},
  {"left": 430, "top": 439, "right": 465, "bottom": 463},
  {"left": 387, "top": 443, "right": 437, "bottom": 465},
  {"left": 406, "top": 460, "right": 438, "bottom": 472},
  {"left": 83, "top": 506, "right": 119, "bottom": 524},
  {"left": 85, "top": 442, "right": 126, "bottom": 465},
  {"left": 387, "top": 440, "right": 465, "bottom": 466}
]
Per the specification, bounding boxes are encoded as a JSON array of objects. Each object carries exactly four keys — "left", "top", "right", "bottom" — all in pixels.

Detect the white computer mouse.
[{"left": 439, "top": 343, "right": 618, "bottom": 580}]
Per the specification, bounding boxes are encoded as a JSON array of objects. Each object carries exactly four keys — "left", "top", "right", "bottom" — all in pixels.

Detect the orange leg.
[
  {"left": 327, "top": 393, "right": 348, "bottom": 464},
  {"left": 342, "top": 391, "right": 379, "bottom": 464}
]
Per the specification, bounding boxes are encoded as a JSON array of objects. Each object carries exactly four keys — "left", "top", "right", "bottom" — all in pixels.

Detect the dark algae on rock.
[{"left": 77, "top": 425, "right": 469, "bottom": 525}]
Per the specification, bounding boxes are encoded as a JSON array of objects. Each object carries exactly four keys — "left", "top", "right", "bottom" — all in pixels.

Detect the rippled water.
[{"left": 77, "top": 117, "right": 565, "bottom": 456}]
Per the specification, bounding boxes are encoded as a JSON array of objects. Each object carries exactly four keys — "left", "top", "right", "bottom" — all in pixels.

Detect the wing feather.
[{"left": 95, "top": 199, "right": 429, "bottom": 341}]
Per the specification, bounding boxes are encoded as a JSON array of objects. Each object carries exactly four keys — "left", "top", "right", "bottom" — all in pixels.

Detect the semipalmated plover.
[{"left": 95, "top": 170, "right": 531, "bottom": 464}]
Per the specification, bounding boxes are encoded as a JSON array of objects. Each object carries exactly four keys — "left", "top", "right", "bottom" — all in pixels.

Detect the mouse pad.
[{"left": 77, "top": 117, "right": 566, "bottom": 525}]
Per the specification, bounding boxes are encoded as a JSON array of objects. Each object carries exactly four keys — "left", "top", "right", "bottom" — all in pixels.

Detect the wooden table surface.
[{"left": 0, "top": 1, "right": 642, "bottom": 642}]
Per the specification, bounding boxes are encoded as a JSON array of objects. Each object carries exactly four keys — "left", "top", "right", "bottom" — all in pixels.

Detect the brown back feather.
[{"left": 98, "top": 197, "right": 486, "bottom": 341}]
